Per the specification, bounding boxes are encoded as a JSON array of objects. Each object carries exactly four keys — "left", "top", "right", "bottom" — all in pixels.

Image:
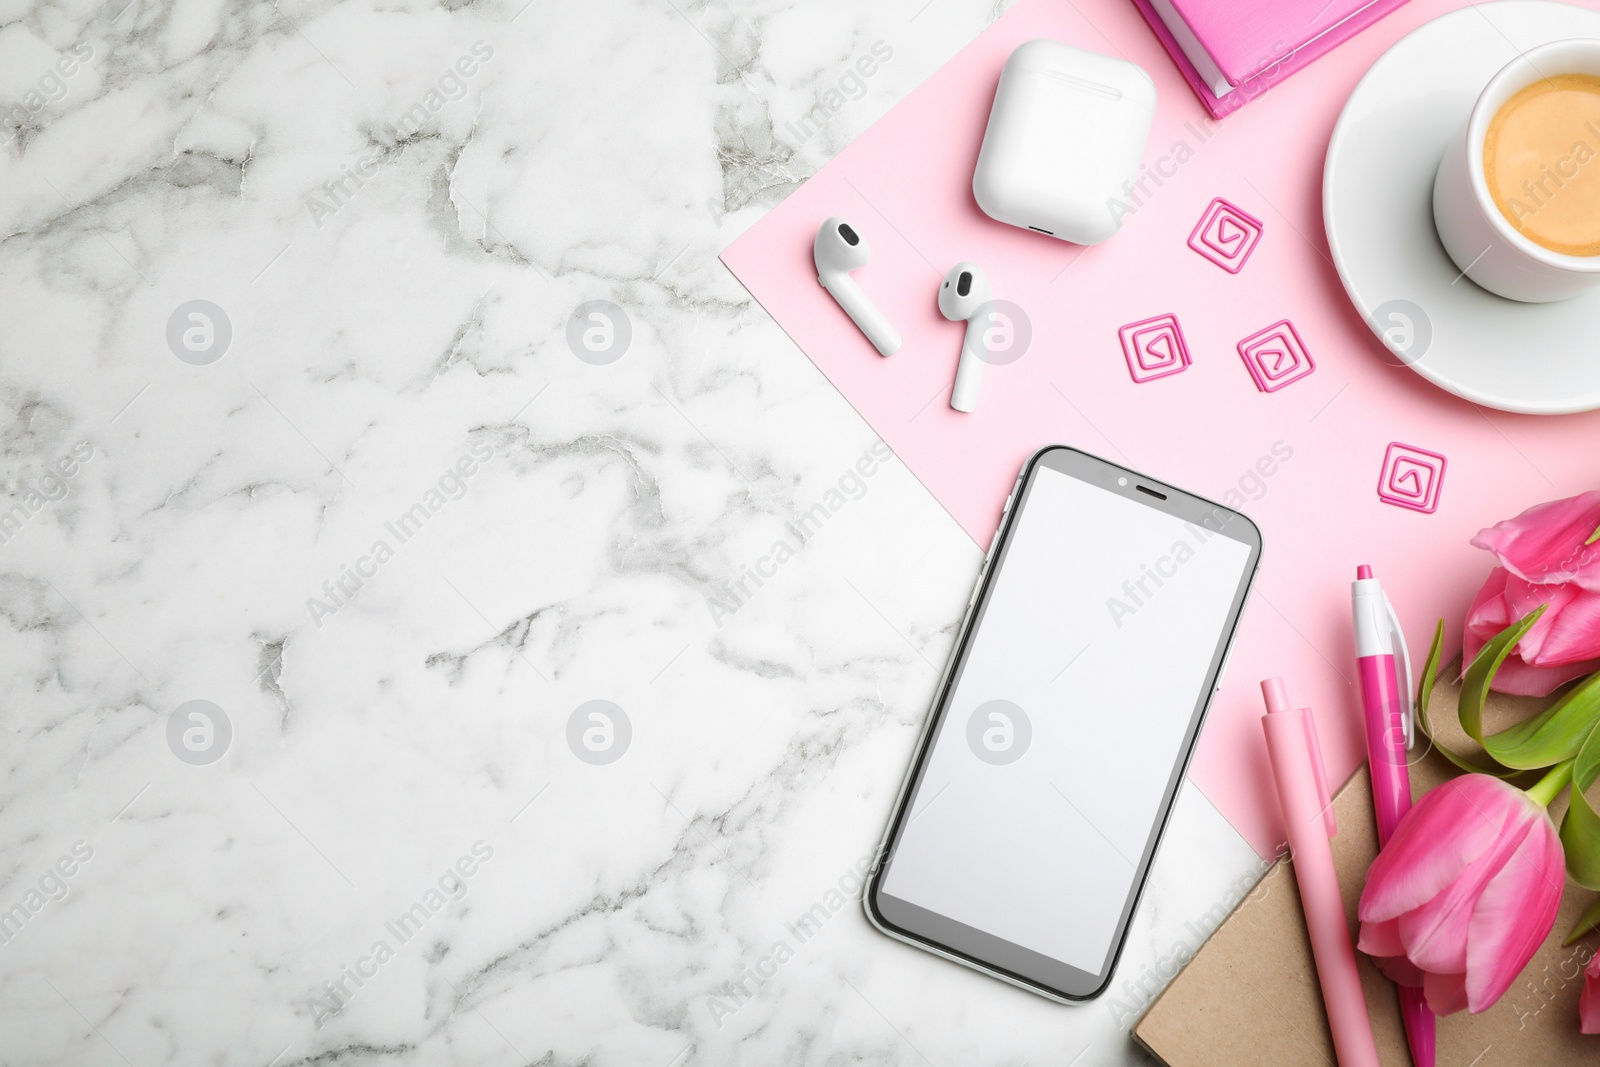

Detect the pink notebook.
[{"left": 1133, "top": 0, "right": 1414, "bottom": 116}]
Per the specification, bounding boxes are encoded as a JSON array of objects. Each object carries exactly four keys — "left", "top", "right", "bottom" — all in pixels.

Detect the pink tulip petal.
[
  {"left": 1423, "top": 968, "right": 1470, "bottom": 1017},
  {"left": 1359, "top": 777, "right": 1508, "bottom": 923},
  {"left": 1581, "top": 954, "right": 1600, "bottom": 1035},
  {"left": 1396, "top": 884, "right": 1478, "bottom": 974},
  {"left": 1358, "top": 918, "right": 1406, "bottom": 958},
  {"left": 1471, "top": 491, "right": 1600, "bottom": 588},
  {"left": 1462, "top": 567, "right": 1600, "bottom": 693},
  {"left": 1500, "top": 575, "right": 1578, "bottom": 663},
  {"left": 1464, "top": 567, "right": 1512, "bottom": 636},
  {"left": 1374, "top": 953, "right": 1426, "bottom": 989},
  {"left": 1520, "top": 588, "right": 1600, "bottom": 664},
  {"left": 1397, "top": 809, "right": 1526, "bottom": 975},
  {"left": 1459, "top": 570, "right": 1586, "bottom": 695},
  {"left": 1462, "top": 568, "right": 1511, "bottom": 676},
  {"left": 1478, "top": 652, "right": 1600, "bottom": 697},
  {"left": 1464, "top": 815, "right": 1565, "bottom": 1012}
]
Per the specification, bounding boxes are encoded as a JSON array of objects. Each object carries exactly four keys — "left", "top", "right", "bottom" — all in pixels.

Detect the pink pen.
[
  {"left": 1260, "top": 678, "right": 1381, "bottom": 1067},
  {"left": 1353, "top": 565, "right": 1435, "bottom": 1067}
]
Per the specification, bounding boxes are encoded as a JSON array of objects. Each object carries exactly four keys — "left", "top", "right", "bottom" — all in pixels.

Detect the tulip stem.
[{"left": 1527, "top": 760, "right": 1576, "bottom": 808}]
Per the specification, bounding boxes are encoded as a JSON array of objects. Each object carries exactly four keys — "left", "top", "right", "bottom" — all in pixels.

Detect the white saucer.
[{"left": 1324, "top": 1, "right": 1600, "bottom": 415}]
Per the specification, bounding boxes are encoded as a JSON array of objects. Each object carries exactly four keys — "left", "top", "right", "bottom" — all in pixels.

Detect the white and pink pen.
[{"left": 1353, "top": 565, "right": 1435, "bottom": 1067}]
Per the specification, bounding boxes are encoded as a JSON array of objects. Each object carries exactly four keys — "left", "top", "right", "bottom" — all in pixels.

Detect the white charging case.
[{"left": 973, "top": 40, "right": 1156, "bottom": 245}]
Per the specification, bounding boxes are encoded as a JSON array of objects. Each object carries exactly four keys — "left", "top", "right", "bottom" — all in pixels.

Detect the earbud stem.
[
  {"left": 950, "top": 321, "right": 985, "bottom": 412},
  {"left": 823, "top": 276, "right": 901, "bottom": 357}
]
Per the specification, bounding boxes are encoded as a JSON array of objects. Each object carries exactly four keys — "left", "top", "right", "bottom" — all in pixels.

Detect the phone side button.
[
  {"left": 1215, "top": 646, "right": 1234, "bottom": 688},
  {"left": 968, "top": 558, "right": 990, "bottom": 606}
]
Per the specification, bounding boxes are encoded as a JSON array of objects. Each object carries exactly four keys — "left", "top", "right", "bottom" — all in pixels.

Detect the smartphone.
[{"left": 865, "top": 445, "right": 1262, "bottom": 1001}]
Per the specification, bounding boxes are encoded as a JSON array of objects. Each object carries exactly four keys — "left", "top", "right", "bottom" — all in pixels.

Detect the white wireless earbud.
[
  {"left": 814, "top": 217, "right": 901, "bottom": 357},
  {"left": 939, "top": 262, "right": 993, "bottom": 413}
]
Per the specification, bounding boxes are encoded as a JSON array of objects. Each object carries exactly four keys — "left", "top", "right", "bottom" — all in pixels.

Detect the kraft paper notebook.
[{"left": 1134, "top": 674, "right": 1600, "bottom": 1066}]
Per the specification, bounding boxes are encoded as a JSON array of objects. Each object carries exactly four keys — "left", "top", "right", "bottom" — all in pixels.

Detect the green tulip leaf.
[
  {"left": 1568, "top": 894, "right": 1600, "bottom": 945},
  {"left": 1563, "top": 717, "right": 1600, "bottom": 936},
  {"left": 1480, "top": 668, "right": 1600, "bottom": 770},
  {"left": 1413, "top": 620, "right": 1519, "bottom": 778},
  {"left": 1578, "top": 714, "right": 1600, "bottom": 794},
  {"left": 1560, "top": 784, "right": 1600, "bottom": 891},
  {"left": 1460, "top": 607, "right": 1547, "bottom": 745},
  {"left": 1558, "top": 725, "right": 1600, "bottom": 896},
  {"left": 1416, "top": 618, "right": 1443, "bottom": 717}
]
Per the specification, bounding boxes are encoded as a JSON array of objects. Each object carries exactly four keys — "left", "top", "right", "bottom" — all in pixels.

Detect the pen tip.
[{"left": 1356, "top": 564, "right": 1373, "bottom": 580}]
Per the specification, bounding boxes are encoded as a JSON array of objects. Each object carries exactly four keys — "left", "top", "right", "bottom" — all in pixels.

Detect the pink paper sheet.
[{"left": 721, "top": 0, "right": 1600, "bottom": 857}]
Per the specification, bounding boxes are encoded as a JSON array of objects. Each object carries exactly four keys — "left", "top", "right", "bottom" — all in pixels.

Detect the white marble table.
[{"left": 0, "top": 1, "right": 1264, "bottom": 1062}]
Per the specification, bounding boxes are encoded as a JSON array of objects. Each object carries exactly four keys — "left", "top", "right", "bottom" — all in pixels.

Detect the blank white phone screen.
[{"left": 880, "top": 465, "right": 1251, "bottom": 973}]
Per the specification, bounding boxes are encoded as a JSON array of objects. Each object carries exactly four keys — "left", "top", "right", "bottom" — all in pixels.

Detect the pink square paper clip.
[
  {"left": 1238, "top": 320, "right": 1315, "bottom": 393},
  {"left": 1378, "top": 443, "right": 1447, "bottom": 514},
  {"left": 1188, "top": 198, "right": 1264, "bottom": 274},
  {"left": 1118, "top": 314, "right": 1191, "bottom": 383}
]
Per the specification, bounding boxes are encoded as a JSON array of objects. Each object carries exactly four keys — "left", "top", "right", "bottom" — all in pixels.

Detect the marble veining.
[{"left": 0, "top": 0, "right": 1262, "bottom": 1063}]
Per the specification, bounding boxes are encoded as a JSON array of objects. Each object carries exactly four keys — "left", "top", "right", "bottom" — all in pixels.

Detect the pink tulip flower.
[
  {"left": 1358, "top": 773, "right": 1565, "bottom": 1016},
  {"left": 1466, "top": 491, "right": 1600, "bottom": 696},
  {"left": 1583, "top": 952, "right": 1600, "bottom": 1035}
]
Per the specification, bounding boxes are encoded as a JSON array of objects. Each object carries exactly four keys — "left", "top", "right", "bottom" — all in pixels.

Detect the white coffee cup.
[{"left": 1432, "top": 39, "right": 1600, "bottom": 303}]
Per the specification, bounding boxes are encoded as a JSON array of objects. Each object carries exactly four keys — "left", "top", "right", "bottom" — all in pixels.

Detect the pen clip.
[
  {"left": 1383, "top": 591, "right": 1415, "bottom": 750},
  {"left": 1302, "top": 708, "right": 1338, "bottom": 838}
]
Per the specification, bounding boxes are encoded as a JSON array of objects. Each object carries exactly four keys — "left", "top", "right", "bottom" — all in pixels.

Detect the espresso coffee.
[{"left": 1483, "top": 73, "right": 1600, "bottom": 257}]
